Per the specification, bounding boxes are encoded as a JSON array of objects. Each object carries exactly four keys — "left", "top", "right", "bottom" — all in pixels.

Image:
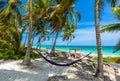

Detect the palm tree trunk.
[
  {"left": 95, "top": 0, "right": 103, "bottom": 78},
  {"left": 39, "top": 42, "right": 41, "bottom": 50},
  {"left": 22, "top": 0, "right": 32, "bottom": 65},
  {"left": 52, "top": 34, "right": 54, "bottom": 45},
  {"left": 52, "top": 31, "right": 59, "bottom": 53},
  {"left": 66, "top": 41, "right": 69, "bottom": 52},
  {"left": 24, "top": 36, "right": 27, "bottom": 47},
  {"left": 31, "top": 34, "right": 35, "bottom": 46},
  {"left": 36, "top": 42, "right": 41, "bottom": 49}
]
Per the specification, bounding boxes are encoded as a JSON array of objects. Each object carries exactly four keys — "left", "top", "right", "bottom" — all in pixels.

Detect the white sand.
[
  {"left": 0, "top": 59, "right": 81, "bottom": 81},
  {"left": 0, "top": 59, "right": 120, "bottom": 81}
]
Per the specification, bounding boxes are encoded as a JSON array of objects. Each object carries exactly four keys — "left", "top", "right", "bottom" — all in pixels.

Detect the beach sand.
[
  {"left": 0, "top": 59, "right": 81, "bottom": 81},
  {"left": 0, "top": 58, "right": 120, "bottom": 81}
]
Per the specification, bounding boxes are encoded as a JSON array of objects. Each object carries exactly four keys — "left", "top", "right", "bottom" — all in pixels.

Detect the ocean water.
[{"left": 33, "top": 45, "right": 120, "bottom": 57}]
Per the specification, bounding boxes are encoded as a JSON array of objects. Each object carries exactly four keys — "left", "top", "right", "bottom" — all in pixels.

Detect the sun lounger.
[{"left": 46, "top": 48, "right": 52, "bottom": 54}]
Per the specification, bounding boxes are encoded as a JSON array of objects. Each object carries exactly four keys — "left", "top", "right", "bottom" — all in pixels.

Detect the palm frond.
[
  {"left": 16, "top": 5, "right": 22, "bottom": 25},
  {"left": 74, "top": 10, "right": 81, "bottom": 22},
  {"left": 101, "top": 24, "right": 120, "bottom": 32},
  {"left": 99, "top": 0, "right": 104, "bottom": 14},
  {"left": 107, "top": 0, "right": 119, "bottom": 7},
  {"left": 115, "top": 40, "right": 120, "bottom": 51},
  {"left": 0, "top": 1, "right": 5, "bottom": 8},
  {"left": 0, "top": 4, "right": 11, "bottom": 17},
  {"left": 113, "top": 40, "right": 120, "bottom": 52},
  {"left": 111, "top": 6, "right": 120, "bottom": 20},
  {"left": 69, "top": 10, "right": 76, "bottom": 30}
]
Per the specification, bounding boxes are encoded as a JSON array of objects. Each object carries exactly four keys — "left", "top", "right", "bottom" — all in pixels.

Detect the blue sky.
[
  {"left": 68, "top": 0, "right": 120, "bottom": 46},
  {"left": 0, "top": 0, "right": 119, "bottom": 46},
  {"left": 21, "top": 0, "right": 120, "bottom": 46}
]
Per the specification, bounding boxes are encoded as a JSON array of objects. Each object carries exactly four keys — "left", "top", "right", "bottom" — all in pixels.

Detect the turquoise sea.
[{"left": 33, "top": 45, "right": 120, "bottom": 57}]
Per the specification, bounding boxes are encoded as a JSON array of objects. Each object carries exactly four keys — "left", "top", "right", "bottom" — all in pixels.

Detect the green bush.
[
  {"left": 0, "top": 47, "right": 40, "bottom": 60},
  {"left": 115, "top": 58, "right": 120, "bottom": 63},
  {"left": 92, "top": 57, "right": 120, "bottom": 64},
  {"left": 30, "top": 52, "right": 41, "bottom": 59}
]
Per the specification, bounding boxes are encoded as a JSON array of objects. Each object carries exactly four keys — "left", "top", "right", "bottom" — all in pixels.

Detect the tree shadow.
[
  {"left": 0, "top": 69, "right": 49, "bottom": 81},
  {"left": 104, "top": 75, "right": 112, "bottom": 81},
  {"left": 0, "top": 59, "right": 66, "bottom": 81},
  {"left": 115, "top": 75, "right": 120, "bottom": 81}
]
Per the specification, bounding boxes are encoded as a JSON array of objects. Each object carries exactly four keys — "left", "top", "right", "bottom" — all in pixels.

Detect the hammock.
[{"left": 36, "top": 50, "right": 92, "bottom": 67}]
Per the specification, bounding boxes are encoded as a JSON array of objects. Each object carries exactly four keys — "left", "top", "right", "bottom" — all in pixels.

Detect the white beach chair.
[{"left": 46, "top": 48, "right": 52, "bottom": 54}]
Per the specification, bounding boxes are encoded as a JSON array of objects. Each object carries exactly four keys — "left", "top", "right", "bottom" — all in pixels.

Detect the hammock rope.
[{"left": 36, "top": 50, "right": 92, "bottom": 67}]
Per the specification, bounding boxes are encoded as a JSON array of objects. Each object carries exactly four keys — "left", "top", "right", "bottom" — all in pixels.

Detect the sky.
[
  {"left": 69, "top": 0, "right": 120, "bottom": 46},
  {"left": 33, "top": 0, "right": 119, "bottom": 46},
  {"left": 7, "top": 0, "right": 119, "bottom": 46}
]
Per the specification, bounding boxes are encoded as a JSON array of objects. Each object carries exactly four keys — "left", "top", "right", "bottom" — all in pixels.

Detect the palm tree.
[
  {"left": 107, "top": 0, "right": 119, "bottom": 7},
  {"left": 0, "top": 1, "right": 5, "bottom": 9},
  {"left": 0, "top": 21, "right": 25, "bottom": 53},
  {"left": 101, "top": 24, "right": 120, "bottom": 32},
  {"left": 22, "top": 0, "right": 32, "bottom": 65},
  {"left": 31, "top": 0, "right": 52, "bottom": 49},
  {"left": 52, "top": 31, "right": 59, "bottom": 52},
  {"left": 49, "top": 0, "right": 81, "bottom": 52},
  {"left": 94, "top": 0, "right": 103, "bottom": 78},
  {"left": 94, "top": 0, "right": 119, "bottom": 78},
  {"left": 0, "top": 0, "right": 22, "bottom": 22},
  {"left": 101, "top": 6, "right": 120, "bottom": 52},
  {"left": 111, "top": 6, "right": 120, "bottom": 19},
  {"left": 115, "top": 40, "right": 120, "bottom": 52},
  {"left": 0, "top": 0, "right": 24, "bottom": 52},
  {"left": 63, "top": 27, "right": 75, "bottom": 51},
  {"left": 22, "top": 0, "right": 80, "bottom": 55},
  {"left": 101, "top": 24, "right": 120, "bottom": 52},
  {"left": 33, "top": 21, "right": 50, "bottom": 49},
  {"left": 22, "top": 0, "right": 52, "bottom": 46},
  {"left": 23, "top": 0, "right": 80, "bottom": 54}
]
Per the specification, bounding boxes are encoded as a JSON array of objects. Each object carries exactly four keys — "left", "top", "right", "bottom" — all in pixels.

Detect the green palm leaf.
[
  {"left": 0, "top": 1, "right": 5, "bottom": 8},
  {"left": 0, "top": 4, "right": 11, "bottom": 17},
  {"left": 107, "top": 0, "right": 119, "bottom": 7},
  {"left": 101, "top": 24, "right": 120, "bottom": 32},
  {"left": 101, "top": 24, "right": 120, "bottom": 52},
  {"left": 115, "top": 40, "right": 120, "bottom": 51},
  {"left": 111, "top": 6, "right": 120, "bottom": 20},
  {"left": 74, "top": 10, "right": 81, "bottom": 21},
  {"left": 113, "top": 40, "right": 120, "bottom": 52}
]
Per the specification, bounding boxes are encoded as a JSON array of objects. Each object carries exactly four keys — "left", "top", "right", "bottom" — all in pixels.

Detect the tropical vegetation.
[
  {"left": 0, "top": 0, "right": 80, "bottom": 62},
  {"left": 0, "top": 0, "right": 120, "bottom": 80},
  {"left": 94, "top": 0, "right": 103, "bottom": 78},
  {"left": 92, "top": 57, "right": 120, "bottom": 64},
  {"left": 101, "top": 5, "right": 120, "bottom": 52},
  {"left": 94, "top": 0, "right": 120, "bottom": 78}
]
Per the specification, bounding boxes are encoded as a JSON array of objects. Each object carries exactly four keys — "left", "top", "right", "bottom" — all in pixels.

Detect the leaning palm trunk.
[
  {"left": 66, "top": 42, "right": 69, "bottom": 52},
  {"left": 95, "top": 0, "right": 103, "bottom": 78},
  {"left": 52, "top": 31, "right": 59, "bottom": 53},
  {"left": 36, "top": 42, "right": 41, "bottom": 49},
  {"left": 24, "top": 36, "right": 27, "bottom": 47},
  {"left": 31, "top": 35, "right": 35, "bottom": 46},
  {"left": 23, "top": 0, "right": 32, "bottom": 65}
]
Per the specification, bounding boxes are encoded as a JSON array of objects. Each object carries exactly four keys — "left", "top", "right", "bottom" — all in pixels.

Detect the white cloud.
[
  {"left": 101, "top": 32, "right": 120, "bottom": 45},
  {"left": 77, "top": 21, "right": 120, "bottom": 27},
  {"left": 100, "top": 21, "right": 120, "bottom": 26},
  {"left": 69, "top": 27, "right": 120, "bottom": 46},
  {"left": 22, "top": 24, "right": 120, "bottom": 46},
  {"left": 77, "top": 22, "right": 94, "bottom": 26},
  {"left": 69, "top": 28, "right": 96, "bottom": 45}
]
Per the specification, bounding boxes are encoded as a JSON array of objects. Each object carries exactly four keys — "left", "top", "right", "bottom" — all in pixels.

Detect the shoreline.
[{"left": 33, "top": 47, "right": 120, "bottom": 58}]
